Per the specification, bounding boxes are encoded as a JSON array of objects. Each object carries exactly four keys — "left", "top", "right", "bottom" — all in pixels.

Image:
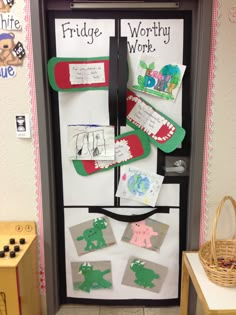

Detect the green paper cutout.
[
  {"left": 130, "top": 259, "right": 159, "bottom": 288},
  {"left": 73, "top": 130, "right": 150, "bottom": 176},
  {"left": 127, "top": 90, "right": 186, "bottom": 153},
  {"left": 47, "top": 56, "right": 109, "bottom": 92},
  {"left": 76, "top": 217, "right": 107, "bottom": 251},
  {"left": 77, "top": 262, "right": 112, "bottom": 292}
]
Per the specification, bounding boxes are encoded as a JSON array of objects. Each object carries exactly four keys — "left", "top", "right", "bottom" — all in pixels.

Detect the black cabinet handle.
[
  {"left": 109, "top": 37, "right": 118, "bottom": 126},
  {"left": 88, "top": 207, "right": 170, "bottom": 222},
  {"left": 118, "top": 36, "right": 127, "bottom": 126}
]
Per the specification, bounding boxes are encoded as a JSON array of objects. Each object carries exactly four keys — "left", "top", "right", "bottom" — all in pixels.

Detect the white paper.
[
  {"left": 69, "top": 63, "right": 105, "bottom": 85},
  {"left": 127, "top": 95, "right": 166, "bottom": 135},
  {"left": 95, "top": 138, "right": 133, "bottom": 169},
  {"left": 64, "top": 207, "right": 180, "bottom": 300},
  {"left": 121, "top": 18, "right": 184, "bottom": 125},
  {"left": 67, "top": 125, "right": 115, "bottom": 160},
  {"left": 116, "top": 165, "right": 164, "bottom": 207}
]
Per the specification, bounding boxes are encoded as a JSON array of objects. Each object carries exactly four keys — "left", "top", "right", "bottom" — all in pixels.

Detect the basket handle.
[{"left": 210, "top": 195, "right": 236, "bottom": 268}]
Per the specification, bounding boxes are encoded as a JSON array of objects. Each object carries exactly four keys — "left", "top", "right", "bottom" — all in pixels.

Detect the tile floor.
[{"left": 56, "top": 305, "right": 180, "bottom": 315}]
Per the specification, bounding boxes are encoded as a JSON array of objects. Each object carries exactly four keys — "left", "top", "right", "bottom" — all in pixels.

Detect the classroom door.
[{"left": 47, "top": 9, "right": 191, "bottom": 306}]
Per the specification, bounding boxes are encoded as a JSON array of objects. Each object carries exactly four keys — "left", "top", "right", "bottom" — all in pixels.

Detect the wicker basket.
[{"left": 199, "top": 195, "right": 236, "bottom": 287}]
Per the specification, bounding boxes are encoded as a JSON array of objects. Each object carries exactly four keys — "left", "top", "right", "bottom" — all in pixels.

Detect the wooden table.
[{"left": 180, "top": 251, "right": 236, "bottom": 315}]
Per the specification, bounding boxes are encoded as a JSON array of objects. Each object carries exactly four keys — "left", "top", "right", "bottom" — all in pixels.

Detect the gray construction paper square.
[
  {"left": 71, "top": 261, "right": 112, "bottom": 292},
  {"left": 122, "top": 256, "right": 168, "bottom": 293},
  {"left": 122, "top": 218, "right": 169, "bottom": 252},
  {"left": 69, "top": 217, "right": 116, "bottom": 256}
]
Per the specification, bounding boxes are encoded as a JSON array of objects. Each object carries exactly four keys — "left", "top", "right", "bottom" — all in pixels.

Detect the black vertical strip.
[
  {"left": 109, "top": 37, "right": 118, "bottom": 127},
  {"left": 118, "top": 36, "right": 127, "bottom": 126}
]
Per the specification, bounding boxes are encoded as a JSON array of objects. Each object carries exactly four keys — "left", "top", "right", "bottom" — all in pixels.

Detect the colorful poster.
[
  {"left": 69, "top": 217, "right": 116, "bottom": 256},
  {"left": 122, "top": 257, "right": 168, "bottom": 293},
  {"left": 0, "top": 32, "right": 25, "bottom": 79},
  {"left": 67, "top": 125, "right": 115, "bottom": 161},
  {"left": 71, "top": 261, "right": 112, "bottom": 292},
  {"left": 122, "top": 218, "right": 169, "bottom": 252},
  {"left": 132, "top": 55, "right": 186, "bottom": 101},
  {"left": 116, "top": 165, "right": 164, "bottom": 207}
]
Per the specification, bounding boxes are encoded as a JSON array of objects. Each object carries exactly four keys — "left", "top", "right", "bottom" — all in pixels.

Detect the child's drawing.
[
  {"left": 130, "top": 220, "right": 158, "bottom": 248},
  {"left": 76, "top": 217, "right": 108, "bottom": 251},
  {"left": 122, "top": 218, "right": 169, "bottom": 252},
  {"left": 71, "top": 261, "right": 112, "bottom": 292},
  {"left": 130, "top": 259, "right": 159, "bottom": 288},
  {"left": 116, "top": 165, "right": 164, "bottom": 207},
  {"left": 69, "top": 217, "right": 116, "bottom": 256},
  {"left": 132, "top": 55, "right": 186, "bottom": 101},
  {"left": 67, "top": 125, "right": 115, "bottom": 160},
  {"left": 122, "top": 257, "right": 168, "bottom": 293}
]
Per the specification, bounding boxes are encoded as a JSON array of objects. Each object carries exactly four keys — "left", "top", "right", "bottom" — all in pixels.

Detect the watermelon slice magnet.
[
  {"left": 47, "top": 57, "right": 109, "bottom": 92},
  {"left": 73, "top": 130, "right": 150, "bottom": 176},
  {"left": 126, "top": 90, "right": 186, "bottom": 153}
]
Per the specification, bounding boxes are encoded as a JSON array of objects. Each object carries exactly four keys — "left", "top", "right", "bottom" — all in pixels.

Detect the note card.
[{"left": 69, "top": 63, "right": 105, "bottom": 85}]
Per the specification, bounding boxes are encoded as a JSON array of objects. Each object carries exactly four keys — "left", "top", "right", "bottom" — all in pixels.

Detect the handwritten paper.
[
  {"left": 94, "top": 139, "right": 133, "bottom": 169},
  {"left": 116, "top": 165, "right": 164, "bottom": 207},
  {"left": 69, "top": 62, "right": 105, "bottom": 85},
  {"left": 67, "top": 125, "right": 115, "bottom": 160},
  {"left": 128, "top": 98, "right": 167, "bottom": 136}
]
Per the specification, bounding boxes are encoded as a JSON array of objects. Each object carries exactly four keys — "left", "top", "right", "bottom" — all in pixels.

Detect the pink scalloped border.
[
  {"left": 200, "top": 0, "right": 220, "bottom": 245},
  {"left": 24, "top": 0, "right": 46, "bottom": 293}
]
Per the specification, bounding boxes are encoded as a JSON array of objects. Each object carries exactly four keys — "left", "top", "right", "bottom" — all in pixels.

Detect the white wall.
[
  {"left": 0, "top": 3, "right": 38, "bottom": 221},
  {"left": 202, "top": 0, "right": 236, "bottom": 243}
]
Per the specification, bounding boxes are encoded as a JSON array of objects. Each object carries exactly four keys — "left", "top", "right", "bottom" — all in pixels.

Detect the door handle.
[
  {"left": 118, "top": 36, "right": 127, "bottom": 126},
  {"left": 109, "top": 37, "right": 118, "bottom": 126},
  {"left": 164, "top": 160, "right": 186, "bottom": 174}
]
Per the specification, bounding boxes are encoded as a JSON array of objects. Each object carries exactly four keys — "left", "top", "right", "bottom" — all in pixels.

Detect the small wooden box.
[{"left": 0, "top": 221, "right": 41, "bottom": 315}]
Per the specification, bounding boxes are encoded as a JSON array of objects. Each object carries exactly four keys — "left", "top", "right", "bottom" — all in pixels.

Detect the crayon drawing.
[
  {"left": 116, "top": 165, "right": 164, "bottom": 207},
  {"left": 132, "top": 55, "right": 186, "bottom": 101},
  {"left": 67, "top": 125, "right": 115, "bottom": 160}
]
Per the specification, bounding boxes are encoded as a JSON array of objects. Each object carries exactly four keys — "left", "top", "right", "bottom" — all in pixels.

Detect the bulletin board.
[{"left": 47, "top": 9, "right": 191, "bottom": 306}]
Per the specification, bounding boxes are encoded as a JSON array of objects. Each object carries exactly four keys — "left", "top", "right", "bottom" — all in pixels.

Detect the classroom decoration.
[
  {"left": 71, "top": 261, "right": 112, "bottom": 292},
  {"left": 122, "top": 257, "right": 168, "bottom": 293},
  {"left": 116, "top": 165, "right": 164, "bottom": 207},
  {"left": 67, "top": 125, "right": 115, "bottom": 161},
  {"left": 132, "top": 55, "right": 186, "bottom": 101},
  {"left": 47, "top": 57, "right": 109, "bottom": 91},
  {"left": 122, "top": 218, "right": 169, "bottom": 252},
  {"left": 0, "top": 0, "right": 14, "bottom": 13},
  {"left": 126, "top": 90, "right": 186, "bottom": 153},
  {"left": 72, "top": 130, "right": 150, "bottom": 176},
  {"left": 0, "top": 32, "right": 25, "bottom": 78},
  {"left": 0, "top": 8, "right": 21, "bottom": 30},
  {"left": 199, "top": 196, "right": 236, "bottom": 287},
  {"left": 69, "top": 217, "right": 116, "bottom": 255}
]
